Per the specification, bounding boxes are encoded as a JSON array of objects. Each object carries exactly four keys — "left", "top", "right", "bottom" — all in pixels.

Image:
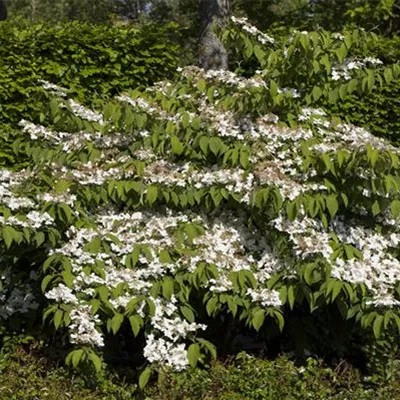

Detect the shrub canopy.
[{"left": 1, "top": 17, "right": 400, "bottom": 381}]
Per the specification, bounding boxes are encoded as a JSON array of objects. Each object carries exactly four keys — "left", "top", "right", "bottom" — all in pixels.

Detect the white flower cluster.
[
  {"left": 69, "top": 305, "right": 104, "bottom": 347},
  {"left": 231, "top": 16, "right": 275, "bottom": 45},
  {"left": 143, "top": 296, "right": 206, "bottom": 369},
  {"left": 39, "top": 79, "right": 68, "bottom": 97},
  {"left": 67, "top": 99, "right": 105, "bottom": 125},
  {"left": 246, "top": 288, "right": 282, "bottom": 308},
  {"left": 143, "top": 334, "right": 189, "bottom": 371},
  {"left": 272, "top": 213, "right": 333, "bottom": 260},
  {"left": 20, "top": 119, "right": 132, "bottom": 152},
  {"left": 331, "top": 219, "right": 400, "bottom": 307},
  {"left": 331, "top": 57, "right": 383, "bottom": 81},
  {"left": 144, "top": 161, "right": 254, "bottom": 200},
  {"left": 46, "top": 283, "right": 78, "bottom": 304},
  {"left": 204, "top": 68, "right": 267, "bottom": 89}
]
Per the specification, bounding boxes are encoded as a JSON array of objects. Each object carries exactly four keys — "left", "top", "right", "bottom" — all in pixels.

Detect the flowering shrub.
[{"left": 2, "top": 19, "right": 400, "bottom": 383}]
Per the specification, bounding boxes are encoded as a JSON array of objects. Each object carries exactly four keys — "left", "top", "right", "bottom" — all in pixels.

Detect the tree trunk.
[
  {"left": 199, "top": 0, "right": 230, "bottom": 71},
  {"left": 0, "top": 0, "right": 7, "bottom": 20}
]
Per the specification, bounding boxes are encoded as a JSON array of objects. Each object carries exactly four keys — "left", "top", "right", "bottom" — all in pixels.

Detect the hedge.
[{"left": 0, "top": 19, "right": 182, "bottom": 127}]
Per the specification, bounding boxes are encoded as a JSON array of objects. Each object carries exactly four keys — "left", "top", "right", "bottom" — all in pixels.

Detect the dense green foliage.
[
  {"left": 3, "top": 1, "right": 400, "bottom": 394},
  {"left": 1, "top": 18, "right": 400, "bottom": 383},
  {"left": 1, "top": 343, "right": 400, "bottom": 400},
  {"left": 0, "top": 19, "right": 181, "bottom": 127},
  {"left": 227, "top": 23, "right": 400, "bottom": 144}
]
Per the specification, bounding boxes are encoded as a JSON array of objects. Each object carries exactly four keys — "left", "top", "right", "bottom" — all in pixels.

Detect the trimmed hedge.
[{"left": 0, "top": 19, "right": 182, "bottom": 127}]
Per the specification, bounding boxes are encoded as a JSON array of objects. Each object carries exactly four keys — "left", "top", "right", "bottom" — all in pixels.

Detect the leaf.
[
  {"left": 72, "top": 349, "right": 84, "bottom": 369},
  {"left": 139, "top": 366, "right": 152, "bottom": 389},
  {"left": 2, "top": 226, "right": 17, "bottom": 248},
  {"left": 227, "top": 297, "right": 238, "bottom": 317},
  {"left": 347, "top": 79, "right": 358, "bottom": 94},
  {"left": 98, "top": 286, "right": 109, "bottom": 303},
  {"left": 162, "top": 278, "right": 174, "bottom": 299},
  {"left": 326, "top": 195, "right": 338, "bottom": 218},
  {"left": 373, "top": 314, "right": 384, "bottom": 338},
  {"left": 171, "top": 135, "right": 184, "bottom": 155},
  {"left": 384, "top": 68, "right": 393, "bottom": 84},
  {"left": 312, "top": 86, "right": 322, "bottom": 101},
  {"left": 41, "top": 275, "right": 53, "bottom": 293},
  {"left": 199, "top": 136, "right": 209, "bottom": 155},
  {"left": 197, "top": 338, "right": 217, "bottom": 358},
  {"left": 111, "top": 313, "right": 124, "bottom": 334},
  {"left": 87, "top": 237, "right": 101, "bottom": 254},
  {"left": 187, "top": 343, "right": 201, "bottom": 368},
  {"left": 206, "top": 296, "right": 218, "bottom": 316},
  {"left": 159, "top": 249, "right": 172, "bottom": 263},
  {"left": 209, "top": 137, "right": 221, "bottom": 156},
  {"left": 34, "top": 231, "right": 45, "bottom": 247},
  {"left": 54, "top": 309, "right": 63, "bottom": 329},
  {"left": 240, "top": 150, "right": 250, "bottom": 168},
  {"left": 371, "top": 200, "right": 380, "bottom": 216},
  {"left": 180, "top": 305, "right": 195, "bottom": 323},
  {"left": 252, "top": 309, "right": 265, "bottom": 331},
  {"left": 274, "top": 310, "right": 285, "bottom": 331},
  {"left": 197, "top": 78, "right": 206, "bottom": 91},
  {"left": 254, "top": 45, "right": 265, "bottom": 63},
  {"left": 88, "top": 352, "right": 102, "bottom": 373},
  {"left": 288, "top": 286, "right": 295, "bottom": 310},
  {"left": 331, "top": 281, "right": 342, "bottom": 301},
  {"left": 129, "top": 315, "right": 143, "bottom": 337},
  {"left": 146, "top": 185, "right": 158, "bottom": 206},
  {"left": 61, "top": 269, "right": 74, "bottom": 288},
  {"left": 391, "top": 200, "right": 400, "bottom": 218}
]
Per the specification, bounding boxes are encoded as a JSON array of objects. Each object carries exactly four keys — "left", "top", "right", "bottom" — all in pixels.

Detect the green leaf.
[
  {"left": 162, "top": 278, "right": 174, "bottom": 300},
  {"left": 274, "top": 311, "right": 285, "bottom": 331},
  {"left": 187, "top": 343, "right": 201, "bottom": 368},
  {"left": 197, "top": 338, "right": 217, "bottom": 358},
  {"left": 54, "top": 309, "right": 63, "bottom": 329},
  {"left": 139, "top": 367, "right": 152, "bottom": 389},
  {"left": 34, "top": 231, "right": 45, "bottom": 247},
  {"left": 129, "top": 315, "right": 143, "bottom": 337},
  {"left": 72, "top": 349, "right": 84, "bottom": 369},
  {"left": 312, "top": 86, "right": 322, "bottom": 101},
  {"left": 384, "top": 68, "right": 393, "bottom": 84},
  {"left": 171, "top": 135, "right": 184, "bottom": 155},
  {"left": 2, "top": 226, "right": 17, "bottom": 248},
  {"left": 288, "top": 286, "right": 295, "bottom": 310},
  {"left": 88, "top": 352, "right": 102, "bottom": 374},
  {"left": 197, "top": 78, "right": 206, "bottom": 91},
  {"left": 111, "top": 313, "right": 124, "bottom": 334},
  {"left": 371, "top": 200, "right": 380, "bottom": 216},
  {"left": 206, "top": 296, "right": 218, "bottom": 316},
  {"left": 209, "top": 137, "right": 221, "bottom": 156},
  {"left": 227, "top": 297, "right": 238, "bottom": 317},
  {"left": 180, "top": 305, "right": 195, "bottom": 323},
  {"left": 326, "top": 195, "right": 338, "bottom": 218},
  {"left": 252, "top": 309, "right": 265, "bottom": 331},
  {"left": 98, "top": 286, "right": 109, "bottom": 303},
  {"left": 391, "top": 200, "right": 400, "bottom": 218},
  {"left": 147, "top": 185, "right": 158, "bottom": 206},
  {"left": 41, "top": 275, "right": 54, "bottom": 293},
  {"left": 199, "top": 136, "right": 209, "bottom": 155},
  {"left": 159, "top": 249, "right": 172, "bottom": 263},
  {"left": 373, "top": 314, "right": 384, "bottom": 338}
]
